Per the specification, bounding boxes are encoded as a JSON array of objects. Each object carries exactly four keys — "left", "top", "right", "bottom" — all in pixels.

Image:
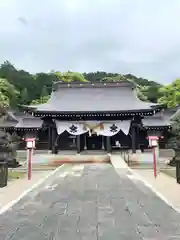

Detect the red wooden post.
[
  {"left": 25, "top": 138, "right": 35, "bottom": 181},
  {"left": 152, "top": 146, "right": 157, "bottom": 178},
  {"left": 148, "top": 136, "right": 158, "bottom": 179},
  {"left": 28, "top": 148, "right": 32, "bottom": 180}
]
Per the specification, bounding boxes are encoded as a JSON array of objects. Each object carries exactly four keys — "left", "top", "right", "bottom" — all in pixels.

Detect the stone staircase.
[{"left": 15, "top": 151, "right": 111, "bottom": 171}]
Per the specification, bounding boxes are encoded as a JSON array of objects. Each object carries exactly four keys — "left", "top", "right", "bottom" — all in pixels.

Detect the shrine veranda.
[{"left": 0, "top": 81, "right": 174, "bottom": 153}]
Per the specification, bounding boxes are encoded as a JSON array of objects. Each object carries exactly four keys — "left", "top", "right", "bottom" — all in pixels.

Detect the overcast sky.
[{"left": 0, "top": 0, "right": 180, "bottom": 83}]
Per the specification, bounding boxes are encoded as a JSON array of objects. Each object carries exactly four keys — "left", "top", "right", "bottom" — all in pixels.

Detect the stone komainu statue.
[{"left": 0, "top": 107, "right": 19, "bottom": 167}]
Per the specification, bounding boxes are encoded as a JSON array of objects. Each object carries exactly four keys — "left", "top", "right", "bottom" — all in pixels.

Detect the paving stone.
[{"left": 1, "top": 163, "right": 180, "bottom": 239}]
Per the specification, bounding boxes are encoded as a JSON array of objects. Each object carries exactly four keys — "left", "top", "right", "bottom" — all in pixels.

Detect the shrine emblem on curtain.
[
  {"left": 55, "top": 121, "right": 89, "bottom": 136},
  {"left": 66, "top": 123, "right": 88, "bottom": 135},
  {"left": 94, "top": 121, "right": 131, "bottom": 136},
  {"left": 55, "top": 120, "right": 131, "bottom": 136}
]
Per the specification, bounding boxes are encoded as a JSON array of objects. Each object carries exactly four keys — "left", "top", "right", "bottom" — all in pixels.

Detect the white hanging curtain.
[
  {"left": 94, "top": 121, "right": 131, "bottom": 136},
  {"left": 55, "top": 121, "right": 68, "bottom": 135},
  {"left": 116, "top": 120, "right": 131, "bottom": 135},
  {"left": 95, "top": 122, "right": 121, "bottom": 136},
  {"left": 66, "top": 123, "right": 89, "bottom": 135},
  {"left": 55, "top": 120, "right": 131, "bottom": 136}
]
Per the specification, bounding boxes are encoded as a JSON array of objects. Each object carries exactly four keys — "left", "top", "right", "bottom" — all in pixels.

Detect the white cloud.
[{"left": 0, "top": 0, "right": 180, "bottom": 83}]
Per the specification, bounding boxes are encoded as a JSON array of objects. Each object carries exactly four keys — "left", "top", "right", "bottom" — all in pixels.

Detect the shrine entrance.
[
  {"left": 57, "top": 131, "right": 77, "bottom": 150},
  {"left": 86, "top": 134, "right": 103, "bottom": 150}
]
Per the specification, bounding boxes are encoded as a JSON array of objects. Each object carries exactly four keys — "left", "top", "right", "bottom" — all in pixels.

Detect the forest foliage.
[{"left": 0, "top": 61, "right": 179, "bottom": 108}]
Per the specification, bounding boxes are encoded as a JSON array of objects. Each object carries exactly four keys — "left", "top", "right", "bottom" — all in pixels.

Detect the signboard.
[
  {"left": 25, "top": 138, "right": 35, "bottom": 141},
  {"left": 151, "top": 139, "right": 158, "bottom": 147},
  {"left": 147, "top": 136, "right": 159, "bottom": 178},
  {"left": 24, "top": 138, "right": 36, "bottom": 180},
  {"left": 148, "top": 136, "right": 159, "bottom": 147},
  {"left": 148, "top": 136, "right": 159, "bottom": 140},
  {"left": 25, "top": 138, "right": 36, "bottom": 149}
]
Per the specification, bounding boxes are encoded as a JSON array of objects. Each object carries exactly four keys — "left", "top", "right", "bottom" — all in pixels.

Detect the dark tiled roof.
[
  {"left": 0, "top": 112, "right": 43, "bottom": 129},
  {"left": 142, "top": 110, "right": 173, "bottom": 127},
  {"left": 0, "top": 120, "right": 17, "bottom": 128},
  {"left": 15, "top": 118, "right": 43, "bottom": 128},
  {"left": 24, "top": 81, "right": 159, "bottom": 113}
]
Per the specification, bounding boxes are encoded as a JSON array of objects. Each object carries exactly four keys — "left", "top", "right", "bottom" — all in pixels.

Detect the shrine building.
[{"left": 0, "top": 81, "right": 173, "bottom": 153}]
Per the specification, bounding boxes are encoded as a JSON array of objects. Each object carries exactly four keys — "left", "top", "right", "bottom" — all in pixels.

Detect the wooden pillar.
[
  {"left": 132, "top": 124, "right": 136, "bottom": 153},
  {"left": 84, "top": 134, "right": 87, "bottom": 150},
  {"left": 106, "top": 136, "right": 111, "bottom": 153},
  {"left": 136, "top": 125, "right": 140, "bottom": 150},
  {"left": 101, "top": 136, "right": 105, "bottom": 150},
  {"left": 51, "top": 127, "right": 57, "bottom": 154},
  {"left": 48, "top": 126, "right": 52, "bottom": 151},
  {"left": 76, "top": 135, "right": 81, "bottom": 153}
]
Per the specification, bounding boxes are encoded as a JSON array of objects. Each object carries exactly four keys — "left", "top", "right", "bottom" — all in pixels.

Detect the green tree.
[
  {"left": 0, "top": 78, "right": 19, "bottom": 107},
  {"left": 34, "top": 73, "right": 55, "bottom": 98},
  {"left": 0, "top": 61, "right": 16, "bottom": 80},
  {"left": 136, "top": 86, "right": 148, "bottom": 101},
  {"left": 0, "top": 62, "right": 174, "bottom": 108},
  {"left": 0, "top": 61, "right": 36, "bottom": 104},
  {"left": 41, "top": 85, "right": 49, "bottom": 97},
  {"left": 54, "top": 71, "right": 88, "bottom": 82},
  {"left": 84, "top": 71, "right": 118, "bottom": 82},
  {"left": 100, "top": 75, "right": 126, "bottom": 82},
  {"left": 19, "top": 88, "right": 29, "bottom": 105},
  {"left": 124, "top": 73, "right": 162, "bottom": 87},
  {"left": 167, "top": 114, "right": 180, "bottom": 165},
  {"left": 158, "top": 79, "right": 180, "bottom": 108},
  {"left": 140, "top": 85, "right": 163, "bottom": 103},
  {"left": 31, "top": 95, "right": 50, "bottom": 105}
]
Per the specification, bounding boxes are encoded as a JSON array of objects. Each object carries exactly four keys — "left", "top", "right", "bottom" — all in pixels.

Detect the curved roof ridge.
[
  {"left": 52, "top": 80, "right": 135, "bottom": 90},
  {"left": 132, "top": 88, "right": 160, "bottom": 109}
]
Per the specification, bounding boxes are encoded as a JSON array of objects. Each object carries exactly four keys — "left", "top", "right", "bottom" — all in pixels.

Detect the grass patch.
[
  {"left": 8, "top": 170, "right": 26, "bottom": 180},
  {"left": 161, "top": 168, "right": 176, "bottom": 179}
]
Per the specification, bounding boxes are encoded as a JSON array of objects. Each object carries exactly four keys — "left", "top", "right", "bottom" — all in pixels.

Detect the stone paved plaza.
[{"left": 1, "top": 164, "right": 180, "bottom": 239}]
